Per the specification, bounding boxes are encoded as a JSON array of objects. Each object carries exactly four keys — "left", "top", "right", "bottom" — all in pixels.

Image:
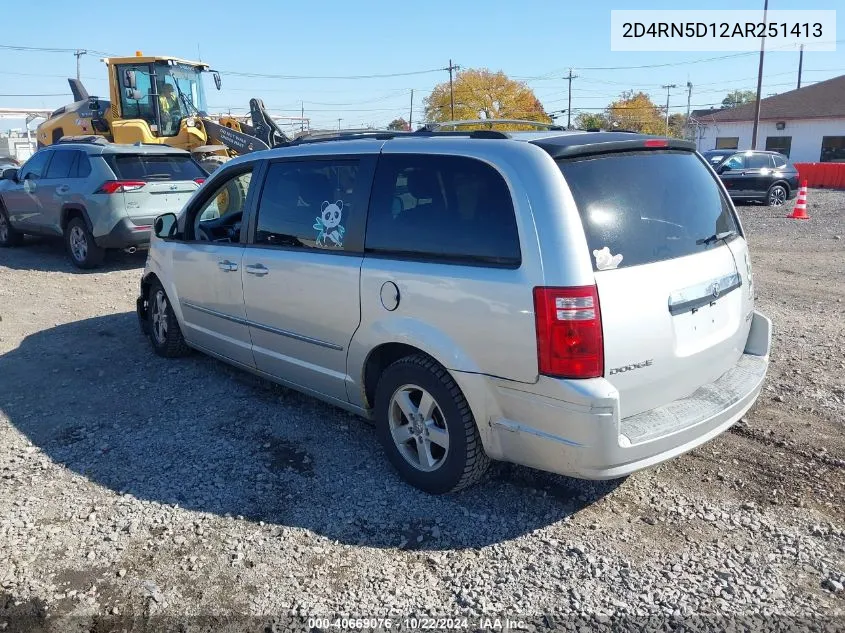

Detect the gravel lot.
[{"left": 1, "top": 190, "right": 843, "bottom": 631}]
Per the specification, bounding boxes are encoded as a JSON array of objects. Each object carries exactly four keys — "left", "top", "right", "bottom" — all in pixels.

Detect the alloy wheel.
[
  {"left": 388, "top": 384, "right": 450, "bottom": 472},
  {"left": 69, "top": 226, "right": 88, "bottom": 261},
  {"left": 769, "top": 186, "right": 787, "bottom": 206},
  {"left": 151, "top": 290, "right": 169, "bottom": 345}
]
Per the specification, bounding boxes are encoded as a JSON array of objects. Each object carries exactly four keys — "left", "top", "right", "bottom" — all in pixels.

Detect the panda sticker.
[{"left": 313, "top": 200, "right": 346, "bottom": 248}]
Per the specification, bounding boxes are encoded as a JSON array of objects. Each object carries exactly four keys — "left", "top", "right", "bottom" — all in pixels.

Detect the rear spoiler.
[{"left": 534, "top": 137, "right": 696, "bottom": 159}]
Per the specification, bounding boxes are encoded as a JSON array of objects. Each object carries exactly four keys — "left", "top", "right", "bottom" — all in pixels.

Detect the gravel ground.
[{"left": 0, "top": 190, "right": 843, "bottom": 632}]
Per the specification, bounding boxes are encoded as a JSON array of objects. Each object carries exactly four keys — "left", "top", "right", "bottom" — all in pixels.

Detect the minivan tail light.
[
  {"left": 533, "top": 286, "right": 604, "bottom": 379},
  {"left": 193, "top": 177, "right": 205, "bottom": 185},
  {"left": 96, "top": 180, "right": 146, "bottom": 194}
]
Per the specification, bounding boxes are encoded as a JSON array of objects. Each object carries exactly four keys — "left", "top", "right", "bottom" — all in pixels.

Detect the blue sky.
[{"left": 1, "top": 0, "right": 843, "bottom": 133}]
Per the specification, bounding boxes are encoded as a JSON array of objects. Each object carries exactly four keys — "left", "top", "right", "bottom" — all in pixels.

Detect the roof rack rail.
[
  {"left": 56, "top": 135, "right": 110, "bottom": 145},
  {"left": 287, "top": 128, "right": 512, "bottom": 146},
  {"left": 423, "top": 119, "right": 565, "bottom": 132}
]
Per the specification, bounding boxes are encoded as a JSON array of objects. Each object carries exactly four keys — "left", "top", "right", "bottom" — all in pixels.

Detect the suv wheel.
[
  {"left": 766, "top": 183, "right": 788, "bottom": 207},
  {"left": 0, "top": 205, "right": 24, "bottom": 247},
  {"left": 148, "top": 280, "right": 190, "bottom": 358},
  {"left": 374, "top": 354, "right": 490, "bottom": 493},
  {"left": 64, "top": 217, "right": 104, "bottom": 268}
]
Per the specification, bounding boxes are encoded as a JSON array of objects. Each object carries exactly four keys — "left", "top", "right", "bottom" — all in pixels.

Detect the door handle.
[
  {"left": 217, "top": 260, "right": 238, "bottom": 272},
  {"left": 57, "top": 185, "right": 70, "bottom": 194},
  {"left": 245, "top": 263, "right": 269, "bottom": 277}
]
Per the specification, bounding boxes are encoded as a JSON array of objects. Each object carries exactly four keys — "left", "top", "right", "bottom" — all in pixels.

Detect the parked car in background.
[
  {"left": 702, "top": 149, "right": 800, "bottom": 207},
  {"left": 138, "top": 129, "right": 771, "bottom": 494},
  {"left": 0, "top": 137, "right": 207, "bottom": 268}
]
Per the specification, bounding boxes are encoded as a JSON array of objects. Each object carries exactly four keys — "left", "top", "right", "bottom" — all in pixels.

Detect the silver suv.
[
  {"left": 137, "top": 129, "right": 772, "bottom": 493},
  {"left": 0, "top": 137, "right": 207, "bottom": 268}
]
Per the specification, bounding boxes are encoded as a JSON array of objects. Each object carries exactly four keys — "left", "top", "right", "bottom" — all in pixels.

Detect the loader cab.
[{"left": 115, "top": 59, "right": 209, "bottom": 137}]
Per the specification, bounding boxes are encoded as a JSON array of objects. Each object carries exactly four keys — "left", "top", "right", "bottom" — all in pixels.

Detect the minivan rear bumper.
[{"left": 462, "top": 311, "right": 771, "bottom": 480}]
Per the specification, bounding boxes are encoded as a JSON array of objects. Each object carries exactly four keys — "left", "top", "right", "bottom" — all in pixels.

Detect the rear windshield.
[
  {"left": 558, "top": 151, "right": 739, "bottom": 271},
  {"left": 104, "top": 154, "right": 205, "bottom": 181}
]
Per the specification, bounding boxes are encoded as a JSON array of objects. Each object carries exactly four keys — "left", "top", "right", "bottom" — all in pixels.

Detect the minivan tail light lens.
[
  {"left": 96, "top": 180, "right": 146, "bottom": 194},
  {"left": 534, "top": 286, "right": 604, "bottom": 379},
  {"left": 194, "top": 177, "right": 205, "bottom": 185}
]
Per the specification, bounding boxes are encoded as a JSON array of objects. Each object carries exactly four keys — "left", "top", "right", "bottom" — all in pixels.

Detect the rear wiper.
[{"left": 696, "top": 230, "right": 736, "bottom": 246}]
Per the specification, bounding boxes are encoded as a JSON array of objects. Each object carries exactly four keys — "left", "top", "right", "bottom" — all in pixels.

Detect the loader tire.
[
  {"left": 198, "top": 155, "right": 229, "bottom": 174},
  {"left": 198, "top": 156, "right": 248, "bottom": 216}
]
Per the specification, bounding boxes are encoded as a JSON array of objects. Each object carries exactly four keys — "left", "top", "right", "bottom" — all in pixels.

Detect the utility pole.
[
  {"left": 409, "top": 89, "right": 414, "bottom": 131},
  {"left": 662, "top": 84, "right": 677, "bottom": 136},
  {"left": 74, "top": 49, "right": 87, "bottom": 82},
  {"left": 685, "top": 81, "right": 693, "bottom": 140},
  {"left": 337, "top": 118, "right": 342, "bottom": 131},
  {"left": 797, "top": 44, "right": 804, "bottom": 89},
  {"left": 565, "top": 69, "right": 578, "bottom": 129},
  {"left": 301, "top": 101, "right": 304, "bottom": 133},
  {"left": 445, "top": 59, "right": 459, "bottom": 120},
  {"left": 751, "top": 0, "right": 769, "bottom": 149}
]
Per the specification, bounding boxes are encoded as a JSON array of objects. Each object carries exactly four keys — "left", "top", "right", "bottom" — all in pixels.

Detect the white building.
[
  {"left": 0, "top": 130, "right": 37, "bottom": 162},
  {"left": 691, "top": 75, "right": 845, "bottom": 163}
]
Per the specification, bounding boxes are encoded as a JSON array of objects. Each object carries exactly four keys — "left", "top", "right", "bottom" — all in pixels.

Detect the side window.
[
  {"left": 254, "top": 160, "right": 360, "bottom": 250},
  {"left": 722, "top": 154, "right": 745, "bottom": 171},
  {"left": 365, "top": 154, "right": 521, "bottom": 266},
  {"left": 747, "top": 153, "right": 771, "bottom": 169},
  {"left": 19, "top": 151, "right": 51, "bottom": 180},
  {"left": 772, "top": 154, "right": 788, "bottom": 168},
  {"left": 74, "top": 152, "right": 92, "bottom": 178},
  {"left": 45, "top": 150, "right": 76, "bottom": 179},
  {"left": 191, "top": 168, "right": 254, "bottom": 240}
]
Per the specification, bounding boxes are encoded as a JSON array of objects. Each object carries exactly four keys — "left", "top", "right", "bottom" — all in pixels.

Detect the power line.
[
  {"left": 219, "top": 68, "right": 443, "bottom": 80},
  {"left": 0, "top": 93, "right": 68, "bottom": 97}
]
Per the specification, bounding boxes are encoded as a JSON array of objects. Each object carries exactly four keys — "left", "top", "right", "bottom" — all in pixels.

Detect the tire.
[
  {"left": 766, "top": 183, "right": 788, "bottom": 207},
  {"left": 198, "top": 155, "right": 228, "bottom": 174},
  {"left": 147, "top": 280, "right": 190, "bottom": 358},
  {"left": 0, "top": 204, "right": 24, "bottom": 247},
  {"left": 63, "top": 216, "right": 104, "bottom": 268},
  {"left": 198, "top": 155, "right": 247, "bottom": 216},
  {"left": 374, "top": 354, "right": 490, "bottom": 494}
]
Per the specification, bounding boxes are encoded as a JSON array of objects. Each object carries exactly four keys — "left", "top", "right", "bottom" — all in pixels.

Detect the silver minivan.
[{"left": 137, "top": 129, "right": 771, "bottom": 493}]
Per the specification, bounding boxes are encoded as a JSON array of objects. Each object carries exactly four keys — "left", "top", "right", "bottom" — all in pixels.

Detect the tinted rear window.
[
  {"left": 558, "top": 151, "right": 739, "bottom": 270},
  {"left": 365, "top": 154, "right": 521, "bottom": 267},
  {"left": 105, "top": 154, "right": 204, "bottom": 181}
]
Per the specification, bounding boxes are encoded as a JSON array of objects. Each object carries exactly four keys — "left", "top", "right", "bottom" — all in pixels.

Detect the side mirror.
[
  {"left": 123, "top": 69, "right": 137, "bottom": 89},
  {"left": 1, "top": 168, "right": 19, "bottom": 182},
  {"left": 212, "top": 71, "right": 222, "bottom": 91},
  {"left": 154, "top": 213, "right": 178, "bottom": 239}
]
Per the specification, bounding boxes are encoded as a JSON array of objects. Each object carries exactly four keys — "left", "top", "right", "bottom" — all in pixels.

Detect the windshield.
[{"left": 156, "top": 62, "right": 208, "bottom": 115}]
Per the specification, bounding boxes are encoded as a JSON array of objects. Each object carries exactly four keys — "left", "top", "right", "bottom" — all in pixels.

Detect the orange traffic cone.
[{"left": 788, "top": 181, "right": 810, "bottom": 219}]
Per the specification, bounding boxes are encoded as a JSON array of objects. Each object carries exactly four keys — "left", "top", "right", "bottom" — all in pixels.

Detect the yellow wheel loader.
[{"left": 36, "top": 52, "right": 289, "bottom": 177}]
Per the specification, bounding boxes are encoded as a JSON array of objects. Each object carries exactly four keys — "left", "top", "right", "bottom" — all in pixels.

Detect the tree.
[
  {"left": 605, "top": 91, "right": 665, "bottom": 135},
  {"left": 668, "top": 113, "right": 687, "bottom": 139},
  {"left": 387, "top": 117, "right": 409, "bottom": 131},
  {"left": 721, "top": 89, "right": 756, "bottom": 108},
  {"left": 573, "top": 112, "right": 609, "bottom": 130},
  {"left": 424, "top": 69, "right": 551, "bottom": 129}
]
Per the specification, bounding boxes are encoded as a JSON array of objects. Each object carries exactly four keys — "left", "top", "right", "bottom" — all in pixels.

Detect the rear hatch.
[
  {"left": 557, "top": 147, "right": 753, "bottom": 419},
  {"left": 102, "top": 153, "right": 205, "bottom": 223}
]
